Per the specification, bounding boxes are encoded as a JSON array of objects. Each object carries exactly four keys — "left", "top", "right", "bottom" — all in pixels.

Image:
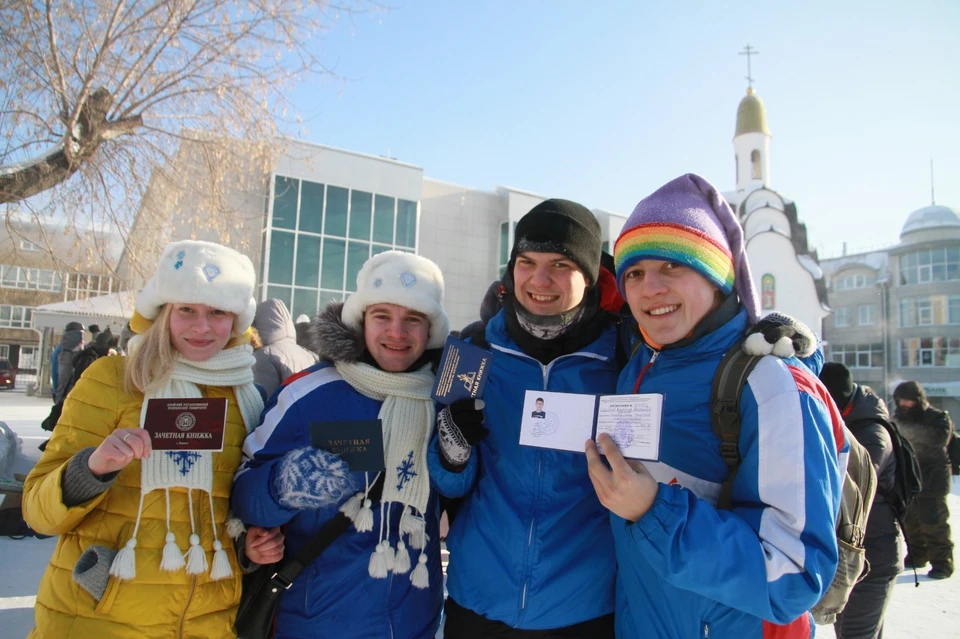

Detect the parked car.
[{"left": 0, "top": 361, "right": 15, "bottom": 390}]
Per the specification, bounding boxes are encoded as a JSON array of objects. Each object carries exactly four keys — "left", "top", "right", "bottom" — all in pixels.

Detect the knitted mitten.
[
  {"left": 73, "top": 545, "right": 117, "bottom": 602},
  {"left": 274, "top": 446, "right": 357, "bottom": 510}
]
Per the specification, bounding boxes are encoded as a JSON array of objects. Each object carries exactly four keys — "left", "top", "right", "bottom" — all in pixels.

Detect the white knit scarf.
[
  {"left": 109, "top": 343, "right": 263, "bottom": 582},
  {"left": 334, "top": 360, "right": 436, "bottom": 589}
]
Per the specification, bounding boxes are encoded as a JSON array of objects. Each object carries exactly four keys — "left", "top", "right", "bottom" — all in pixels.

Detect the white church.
[{"left": 723, "top": 87, "right": 830, "bottom": 336}]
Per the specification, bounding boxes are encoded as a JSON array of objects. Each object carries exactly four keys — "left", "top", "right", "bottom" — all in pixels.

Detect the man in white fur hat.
[{"left": 232, "top": 250, "right": 448, "bottom": 639}]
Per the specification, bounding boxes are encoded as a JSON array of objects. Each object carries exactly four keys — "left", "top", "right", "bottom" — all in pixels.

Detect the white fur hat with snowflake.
[
  {"left": 341, "top": 250, "right": 450, "bottom": 349},
  {"left": 136, "top": 240, "right": 257, "bottom": 332}
]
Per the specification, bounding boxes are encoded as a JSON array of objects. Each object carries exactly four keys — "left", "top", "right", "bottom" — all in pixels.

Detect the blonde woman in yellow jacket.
[{"left": 23, "top": 241, "right": 283, "bottom": 639}]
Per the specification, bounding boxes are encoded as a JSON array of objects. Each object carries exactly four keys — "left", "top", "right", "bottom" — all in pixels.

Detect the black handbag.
[{"left": 234, "top": 474, "right": 385, "bottom": 639}]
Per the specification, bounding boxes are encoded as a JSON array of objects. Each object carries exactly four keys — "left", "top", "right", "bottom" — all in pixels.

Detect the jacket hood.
[
  {"left": 253, "top": 299, "right": 297, "bottom": 346},
  {"left": 844, "top": 384, "right": 890, "bottom": 426},
  {"left": 59, "top": 328, "right": 83, "bottom": 351},
  {"left": 893, "top": 380, "right": 929, "bottom": 409},
  {"left": 301, "top": 301, "right": 364, "bottom": 364}
]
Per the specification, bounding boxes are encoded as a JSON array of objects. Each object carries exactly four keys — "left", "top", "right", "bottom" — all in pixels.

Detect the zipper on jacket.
[
  {"left": 703, "top": 623, "right": 709, "bottom": 638},
  {"left": 177, "top": 576, "right": 198, "bottom": 639},
  {"left": 489, "top": 343, "right": 608, "bottom": 623},
  {"left": 520, "top": 454, "right": 543, "bottom": 613},
  {"left": 632, "top": 350, "right": 659, "bottom": 393}
]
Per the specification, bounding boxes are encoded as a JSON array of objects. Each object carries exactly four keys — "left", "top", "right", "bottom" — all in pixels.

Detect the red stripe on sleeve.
[{"left": 787, "top": 364, "right": 846, "bottom": 454}]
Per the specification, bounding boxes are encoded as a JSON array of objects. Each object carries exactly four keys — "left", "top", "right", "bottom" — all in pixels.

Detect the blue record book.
[
  {"left": 309, "top": 420, "right": 385, "bottom": 472},
  {"left": 431, "top": 336, "right": 492, "bottom": 406}
]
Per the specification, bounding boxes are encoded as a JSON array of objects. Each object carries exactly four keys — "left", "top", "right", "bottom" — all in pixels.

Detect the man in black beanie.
[
  {"left": 820, "top": 363, "right": 903, "bottom": 637},
  {"left": 430, "top": 198, "right": 622, "bottom": 637},
  {"left": 894, "top": 380, "right": 955, "bottom": 579}
]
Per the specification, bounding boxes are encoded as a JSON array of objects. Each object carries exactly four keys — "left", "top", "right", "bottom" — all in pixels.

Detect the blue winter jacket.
[
  {"left": 613, "top": 308, "right": 844, "bottom": 639},
  {"left": 428, "top": 309, "right": 620, "bottom": 630},
  {"left": 231, "top": 362, "right": 443, "bottom": 639}
]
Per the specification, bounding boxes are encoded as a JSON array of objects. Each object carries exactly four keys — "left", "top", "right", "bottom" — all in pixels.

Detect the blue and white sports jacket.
[
  {"left": 613, "top": 307, "right": 844, "bottom": 639},
  {"left": 231, "top": 362, "right": 443, "bottom": 639},
  {"left": 428, "top": 309, "right": 620, "bottom": 630}
]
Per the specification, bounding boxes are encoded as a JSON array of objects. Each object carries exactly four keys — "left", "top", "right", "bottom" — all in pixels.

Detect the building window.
[
  {"left": 0, "top": 345, "right": 8, "bottom": 360},
  {"left": 499, "top": 222, "right": 510, "bottom": 277},
  {"left": 0, "top": 305, "right": 33, "bottom": 328},
  {"left": 19, "top": 345, "right": 38, "bottom": 370},
  {"left": 63, "top": 273, "right": 115, "bottom": 301},
  {"left": 750, "top": 149, "right": 761, "bottom": 180},
  {"left": 898, "top": 295, "right": 960, "bottom": 327},
  {"left": 264, "top": 175, "right": 420, "bottom": 318},
  {"left": 19, "top": 239, "right": 40, "bottom": 252},
  {"left": 0, "top": 265, "right": 62, "bottom": 292},
  {"left": 899, "top": 337, "right": 960, "bottom": 367},
  {"left": 858, "top": 304, "right": 876, "bottom": 326},
  {"left": 899, "top": 247, "right": 960, "bottom": 286},
  {"left": 834, "top": 273, "right": 873, "bottom": 291},
  {"left": 834, "top": 307, "right": 850, "bottom": 327},
  {"left": 828, "top": 343, "right": 884, "bottom": 368}
]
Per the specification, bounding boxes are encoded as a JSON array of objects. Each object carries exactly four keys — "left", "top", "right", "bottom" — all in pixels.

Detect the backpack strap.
[{"left": 711, "top": 338, "right": 763, "bottom": 510}]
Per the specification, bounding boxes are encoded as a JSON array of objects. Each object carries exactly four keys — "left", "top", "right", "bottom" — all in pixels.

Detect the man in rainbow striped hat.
[{"left": 584, "top": 173, "right": 844, "bottom": 638}]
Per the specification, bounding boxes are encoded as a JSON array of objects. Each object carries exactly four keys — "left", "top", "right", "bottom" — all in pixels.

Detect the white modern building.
[{"left": 120, "top": 139, "right": 630, "bottom": 332}]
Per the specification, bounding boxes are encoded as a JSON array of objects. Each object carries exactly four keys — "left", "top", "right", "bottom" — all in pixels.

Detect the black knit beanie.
[
  {"left": 510, "top": 199, "right": 602, "bottom": 284},
  {"left": 819, "top": 362, "right": 854, "bottom": 409}
]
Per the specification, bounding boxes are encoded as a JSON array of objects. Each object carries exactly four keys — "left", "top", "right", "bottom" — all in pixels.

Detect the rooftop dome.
[
  {"left": 900, "top": 205, "right": 960, "bottom": 239},
  {"left": 735, "top": 88, "right": 771, "bottom": 137}
]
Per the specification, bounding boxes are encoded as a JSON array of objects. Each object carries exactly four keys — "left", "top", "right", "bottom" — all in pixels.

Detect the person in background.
[
  {"left": 23, "top": 240, "right": 281, "bottom": 639},
  {"left": 894, "top": 380, "right": 955, "bottom": 579},
  {"left": 821, "top": 362, "right": 902, "bottom": 638},
  {"left": 232, "top": 251, "right": 448, "bottom": 639},
  {"left": 251, "top": 298, "right": 319, "bottom": 397},
  {"left": 586, "top": 173, "right": 843, "bottom": 639},
  {"left": 53, "top": 321, "right": 84, "bottom": 403}
]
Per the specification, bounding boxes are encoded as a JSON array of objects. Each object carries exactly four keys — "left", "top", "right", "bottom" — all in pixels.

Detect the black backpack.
[
  {"left": 850, "top": 416, "right": 923, "bottom": 522},
  {"left": 710, "top": 341, "right": 877, "bottom": 625}
]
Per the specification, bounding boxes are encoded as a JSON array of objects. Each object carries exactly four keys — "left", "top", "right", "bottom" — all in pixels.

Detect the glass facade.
[
  {"left": 899, "top": 337, "right": 960, "bottom": 368},
  {"left": 899, "top": 247, "right": 960, "bottom": 285},
  {"left": 262, "top": 175, "right": 419, "bottom": 318},
  {"left": 898, "top": 295, "right": 960, "bottom": 327}
]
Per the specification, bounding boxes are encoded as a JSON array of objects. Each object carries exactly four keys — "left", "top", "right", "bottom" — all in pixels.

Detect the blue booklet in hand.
[
  {"left": 431, "top": 336, "right": 493, "bottom": 406},
  {"left": 309, "top": 420, "right": 385, "bottom": 471}
]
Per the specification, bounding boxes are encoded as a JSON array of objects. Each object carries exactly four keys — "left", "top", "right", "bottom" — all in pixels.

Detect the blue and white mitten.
[
  {"left": 274, "top": 447, "right": 357, "bottom": 510},
  {"left": 744, "top": 312, "right": 817, "bottom": 359}
]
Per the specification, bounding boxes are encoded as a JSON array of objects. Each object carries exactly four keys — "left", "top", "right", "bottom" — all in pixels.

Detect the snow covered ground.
[{"left": 1, "top": 391, "right": 958, "bottom": 638}]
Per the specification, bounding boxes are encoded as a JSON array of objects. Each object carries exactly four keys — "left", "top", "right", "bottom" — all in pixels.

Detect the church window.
[{"left": 750, "top": 150, "right": 761, "bottom": 180}]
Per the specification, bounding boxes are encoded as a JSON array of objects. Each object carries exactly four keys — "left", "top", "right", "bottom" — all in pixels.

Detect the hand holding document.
[{"left": 518, "top": 390, "right": 663, "bottom": 461}]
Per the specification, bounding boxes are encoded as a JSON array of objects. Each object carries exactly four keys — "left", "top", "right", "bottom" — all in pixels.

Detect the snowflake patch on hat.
[{"left": 202, "top": 264, "right": 221, "bottom": 281}]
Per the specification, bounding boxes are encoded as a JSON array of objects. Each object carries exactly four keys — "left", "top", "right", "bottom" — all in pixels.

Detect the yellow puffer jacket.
[{"left": 23, "top": 356, "right": 248, "bottom": 639}]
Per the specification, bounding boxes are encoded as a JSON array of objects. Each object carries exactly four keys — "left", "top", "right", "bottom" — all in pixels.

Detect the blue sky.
[{"left": 287, "top": 1, "right": 959, "bottom": 258}]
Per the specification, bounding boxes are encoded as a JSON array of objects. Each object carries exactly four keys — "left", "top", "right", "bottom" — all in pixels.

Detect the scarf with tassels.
[
  {"left": 334, "top": 360, "right": 435, "bottom": 590},
  {"left": 109, "top": 343, "right": 263, "bottom": 582}
]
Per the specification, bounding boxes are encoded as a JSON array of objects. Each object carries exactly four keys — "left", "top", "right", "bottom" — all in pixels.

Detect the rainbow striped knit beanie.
[{"left": 614, "top": 173, "right": 759, "bottom": 323}]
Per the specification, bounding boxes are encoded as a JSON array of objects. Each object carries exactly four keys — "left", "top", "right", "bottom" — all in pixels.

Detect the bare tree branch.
[{"left": 0, "top": 0, "right": 381, "bottom": 278}]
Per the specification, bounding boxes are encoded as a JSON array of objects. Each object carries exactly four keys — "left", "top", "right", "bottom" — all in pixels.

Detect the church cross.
[{"left": 739, "top": 44, "right": 759, "bottom": 89}]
